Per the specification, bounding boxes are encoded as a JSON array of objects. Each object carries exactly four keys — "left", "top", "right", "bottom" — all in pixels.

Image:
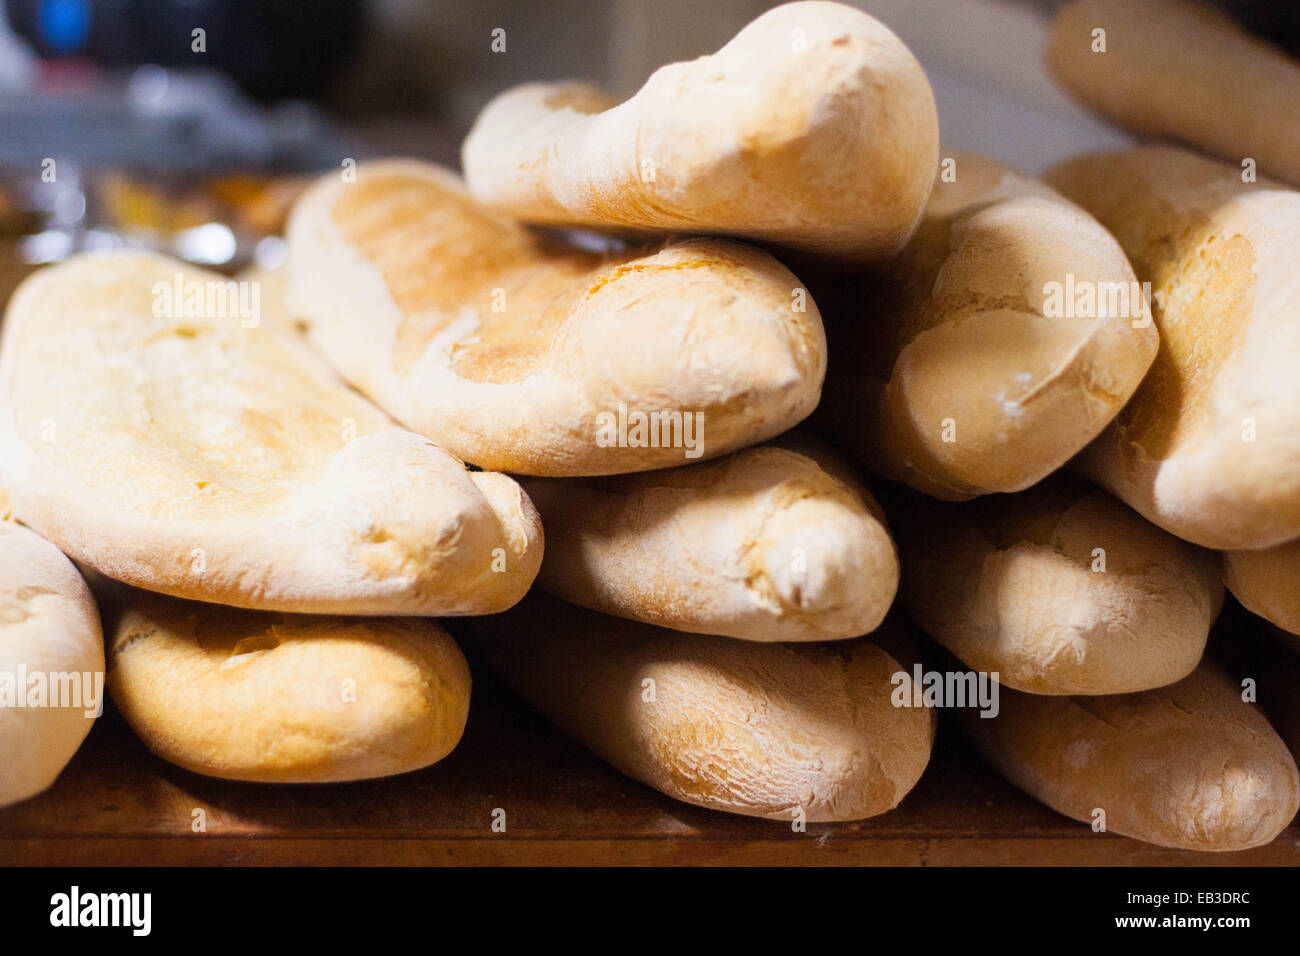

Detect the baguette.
[
  {"left": 0, "top": 251, "right": 541, "bottom": 614},
  {"left": 819, "top": 152, "right": 1156, "bottom": 500},
  {"left": 106, "top": 592, "right": 471, "bottom": 783},
  {"left": 1046, "top": 146, "right": 1300, "bottom": 549},
  {"left": 0, "top": 520, "right": 103, "bottom": 807},
  {"left": 286, "top": 160, "right": 826, "bottom": 476},
  {"left": 461, "top": 1, "right": 938, "bottom": 262},
  {"left": 962, "top": 660, "right": 1299, "bottom": 851},
  {"left": 1224, "top": 540, "right": 1300, "bottom": 637},
  {"left": 464, "top": 594, "right": 934, "bottom": 821},
  {"left": 522, "top": 436, "right": 897, "bottom": 642},
  {"left": 896, "top": 477, "right": 1221, "bottom": 695},
  {"left": 1046, "top": 0, "right": 1300, "bottom": 186}
]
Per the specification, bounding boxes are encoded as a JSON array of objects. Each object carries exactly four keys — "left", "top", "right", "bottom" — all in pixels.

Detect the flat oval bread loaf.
[
  {"left": 461, "top": 1, "right": 938, "bottom": 262},
  {"left": 895, "top": 477, "right": 1221, "bottom": 695},
  {"left": 465, "top": 594, "right": 934, "bottom": 822},
  {"left": 522, "top": 437, "right": 897, "bottom": 641},
  {"left": 819, "top": 152, "right": 1156, "bottom": 500},
  {"left": 0, "top": 252, "right": 541, "bottom": 615},
  {"left": 1224, "top": 540, "right": 1300, "bottom": 637},
  {"left": 1046, "top": 146, "right": 1300, "bottom": 549},
  {"left": 0, "top": 520, "right": 104, "bottom": 807},
  {"left": 962, "top": 661, "right": 1300, "bottom": 851},
  {"left": 285, "top": 160, "right": 827, "bottom": 476},
  {"left": 107, "top": 593, "right": 471, "bottom": 783}
]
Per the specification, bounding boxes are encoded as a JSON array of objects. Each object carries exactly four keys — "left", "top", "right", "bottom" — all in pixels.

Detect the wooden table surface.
[{"left": 2, "top": 674, "right": 1296, "bottom": 866}]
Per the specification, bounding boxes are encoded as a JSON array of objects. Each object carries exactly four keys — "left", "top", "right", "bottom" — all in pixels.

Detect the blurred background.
[{"left": 0, "top": 0, "right": 1297, "bottom": 290}]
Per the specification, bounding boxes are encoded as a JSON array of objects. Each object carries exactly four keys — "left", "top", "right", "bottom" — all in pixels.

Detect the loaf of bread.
[
  {"left": 1224, "top": 541, "right": 1300, "bottom": 637},
  {"left": 962, "top": 660, "right": 1299, "bottom": 851},
  {"left": 0, "top": 520, "right": 104, "bottom": 807},
  {"left": 895, "top": 477, "right": 1221, "bottom": 695},
  {"left": 0, "top": 251, "right": 541, "bottom": 614},
  {"left": 522, "top": 436, "right": 897, "bottom": 641},
  {"left": 461, "top": 1, "right": 938, "bottom": 262},
  {"left": 1046, "top": 0, "right": 1300, "bottom": 186},
  {"left": 106, "top": 592, "right": 471, "bottom": 783},
  {"left": 286, "top": 160, "right": 827, "bottom": 476},
  {"left": 1046, "top": 146, "right": 1300, "bottom": 549},
  {"left": 465, "top": 594, "right": 934, "bottom": 821},
  {"left": 818, "top": 152, "right": 1156, "bottom": 500}
]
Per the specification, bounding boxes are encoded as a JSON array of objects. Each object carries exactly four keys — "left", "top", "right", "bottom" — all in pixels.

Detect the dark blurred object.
[
  {"left": 1217, "top": 0, "right": 1300, "bottom": 53},
  {"left": 5, "top": 0, "right": 365, "bottom": 100}
]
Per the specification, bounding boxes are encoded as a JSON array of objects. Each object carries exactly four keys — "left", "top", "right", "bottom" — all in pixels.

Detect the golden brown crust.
[
  {"left": 964, "top": 661, "right": 1300, "bottom": 851},
  {"left": 287, "top": 160, "right": 827, "bottom": 476},
  {"left": 466, "top": 594, "right": 934, "bottom": 822},
  {"left": 461, "top": 2, "right": 938, "bottom": 261},
  {"left": 107, "top": 592, "right": 471, "bottom": 783}
]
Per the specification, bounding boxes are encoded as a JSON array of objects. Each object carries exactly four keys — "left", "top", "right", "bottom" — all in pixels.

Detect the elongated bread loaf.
[
  {"left": 107, "top": 592, "right": 471, "bottom": 783},
  {"left": 0, "top": 252, "right": 541, "bottom": 614},
  {"left": 1046, "top": 146, "right": 1300, "bottom": 549},
  {"left": 461, "top": 1, "right": 938, "bottom": 262},
  {"left": 819, "top": 152, "right": 1156, "bottom": 500},
  {"left": 1224, "top": 540, "right": 1300, "bottom": 637},
  {"left": 0, "top": 520, "right": 103, "bottom": 807},
  {"left": 286, "top": 160, "right": 826, "bottom": 476},
  {"left": 522, "top": 436, "right": 897, "bottom": 642},
  {"left": 465, "top": 595, "right": 934, "bottom": 821},
  {"left": 895, "top": 477, "right": 1220, "bottom": 695},
  {"left": 1046, "top": 0, "right": 1300, "bottom": 186},
  {"left": 963, "top": 660, "right": 1299, "bottom": 851}
]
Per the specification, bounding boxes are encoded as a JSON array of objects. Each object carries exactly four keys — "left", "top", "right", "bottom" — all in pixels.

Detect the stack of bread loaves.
[{"left": 2, "top": 0, "right": 1299, "bottom": 855}]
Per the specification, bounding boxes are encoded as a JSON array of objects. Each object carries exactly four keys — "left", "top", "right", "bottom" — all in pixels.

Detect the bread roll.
[
  {"left": 465, "top": 595, "right": 934, "bottom": 821},
  {"left": 461, "top": 1, "right": 938, "bottom": 262},
  {"left": 818, "top": 152, "right": 1156, "bottom": 500},
  {"left": 523, "top": 436, "right": 897, "bottom": 641},
  {"left": 963, "top": 660, "right": 1299, "bottom": 851},
  {"left": 1046, "top": 146, "right": 1300, "bottom": 549},
  {"left": 895, "top": 477, "right": 1221, "bottom": 695},
  {"left": 1224, "top": 540, "right": 1300, "bottom": 637},
  {"left": 0, "top": 520, "right": 104, "bottom": 807},
  {"left": 286, "top": 160, "right": 826, "bottom": 476},
  {"left": 1046, "top": 0, "right": 1300, "bottom": 186},
  {"left": 107, "top": 592, "right": 471, "bottom": 783},
  {"left": 0, "top": 251, "right": 541, "bottom": 614}
]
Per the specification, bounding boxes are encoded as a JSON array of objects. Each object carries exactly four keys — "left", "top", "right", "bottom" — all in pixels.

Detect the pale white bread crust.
[
  {"left": 0, "top": 520, "right": 104, "bottom": 807},
  {"left": 1047, "top": 146, "right": 1300, "bottom": 549},
  {"left": 0, "top": 251, "right": 541, "bottom": 614},
  {"left": 286, "top": 159, "right": 826, "bottom": 476},
  {"left": 523, "top": 437, "right": 898, "bottom": 642},
  {"left": 461, "top": 1, "right": 938, "bottom": 262},
  {"left": 466, "top": 595, "right": 934, "bottom": 822},
  {"left": 820, "top": 152, "right": 1156, "bottom": 500},
  {"left": 897, "top": 476, "right": 1222, "bottom": 695},
  {"left": 1046, "top": 0, "right": 1300, "bottom": 187},
  {"left": 963, "top": 661, "right": 1300, "bottom": 851},
  {"left": 107, "top": 592, "right": 471, "bottom": 783}
]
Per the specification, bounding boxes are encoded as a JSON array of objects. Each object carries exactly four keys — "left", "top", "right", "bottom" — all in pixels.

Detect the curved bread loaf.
[
  {"left": 523, "top": 437, "right": 897, "bottom": 641},
  {"left": 819, "top": 152, "right": 1156, "bottom": 500},
  {"left": 286, "top": 160, "right": 827, "bottom": 476},
  {"left": 1046, "top": 146, "right": 1300, "bottom": 549},
  {"left": 107, "top": 593, "right": 471, "bottom": 783},
  {"left": 0, "top": 252, "right": 541, "bottom": 614},
  {"left": 963, "top": 660, "right": 1300, "bottom": 851},
  {"left": 466, "top": 595, "right": 934, "bottom": 821},
  {"left": 461, "top": 1, "right": 938, "bottom": 262},
  {"left": 896, "top": 477, "right": 1221, "bottom": 695},
  {"left": 1224, "top": 540, "right": 1300, "bottom": 637},
  {"left": 0, "top": 520, "right": 103, "bottom": 807},
  {"left": 1046, "top": 0, "right": 1300, "bottom": 186}
]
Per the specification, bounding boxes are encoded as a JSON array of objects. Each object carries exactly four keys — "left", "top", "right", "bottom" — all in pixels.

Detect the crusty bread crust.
[
  {"left": 0, "top": 251, "right": 542, "bottom": 614},
  {"left": 461, "top": 2, "right": 938, "bottom": 262}
]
